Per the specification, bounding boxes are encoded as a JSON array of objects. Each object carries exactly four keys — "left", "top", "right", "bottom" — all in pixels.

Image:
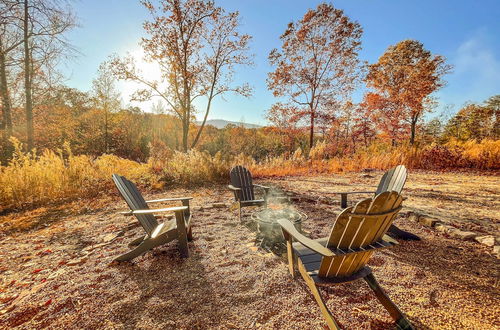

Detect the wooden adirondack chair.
[
  {"left": 112, "top": 174, "right": 193, "bottom": 261},
  {"left": 279, "top": 191, "right": 414, "bottom": 330},
  {"left": 228, "top": 165, "right": 270, "bottom": 220},
  {"left": 334, "top": 165, "right": 407, "bottom": 209}
]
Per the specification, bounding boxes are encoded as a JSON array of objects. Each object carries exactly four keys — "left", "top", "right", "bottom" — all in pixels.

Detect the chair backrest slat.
[
  {"left": 375, "top": 165, "right": 407, "bottom": 195},
  {"left": 230, "top": 166, "right": 255, "bottom": 201},
  {"left": 112, "top": 174, "right": 158, "bottom": 236},
  {"left": 319, "top": 191, "right": 403, "bottom": 277}
]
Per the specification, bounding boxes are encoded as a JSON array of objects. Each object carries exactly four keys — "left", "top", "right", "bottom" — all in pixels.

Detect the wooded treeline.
[{"left": 2, "top": 83, "right": 498, "bottom": 163}]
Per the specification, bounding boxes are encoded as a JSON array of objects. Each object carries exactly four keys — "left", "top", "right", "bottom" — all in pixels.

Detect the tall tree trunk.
[
  {"left": 23, "top": 0, "right": 34, "bottom": 150},
  {"left": 182, "top": 118, "right": 188, "bottom": 152},
  {"left": 363, "top": 121, "right": 368, "bottom": 147},
  {"left": 309, "top": 108, "right": 315, "bottom": 149},
  {"left": 410, "top": 116, "right": 418, "bottom": 145},
  {"left": 0, "top": 49, "right": 13, "bottom": 162},
  {"left": 191, "top": 95, "right": 213, "bottom": 149},
  {"left": 104, "top": 108, "right": 108, "bottom": 153},
  {"left": 191, "top": 66, "right": 218, "bottom": 149}
]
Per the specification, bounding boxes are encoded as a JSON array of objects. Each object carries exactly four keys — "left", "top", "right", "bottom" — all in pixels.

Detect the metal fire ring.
[{"left": 251, "top": 208, "right": 307, "bottom": 224}]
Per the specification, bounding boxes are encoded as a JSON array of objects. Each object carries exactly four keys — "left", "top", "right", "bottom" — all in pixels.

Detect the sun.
[{"left": 117, "top": 47, "right": 164, "bottom": 111}]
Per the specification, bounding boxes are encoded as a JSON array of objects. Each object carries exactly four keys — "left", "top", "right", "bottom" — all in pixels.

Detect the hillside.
[{"left": 196, "top": 119, "right": 262, "bottom": 129}]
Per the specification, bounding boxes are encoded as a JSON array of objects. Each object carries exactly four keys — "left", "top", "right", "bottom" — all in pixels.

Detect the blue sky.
[{"left": 62, "top": 0, "right": 500, "bottom": 125}]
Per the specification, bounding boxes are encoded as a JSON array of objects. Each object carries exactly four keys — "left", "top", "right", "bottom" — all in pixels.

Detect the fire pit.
[{"left": 251, "top": 205, "right": 306, "bottom": 251}]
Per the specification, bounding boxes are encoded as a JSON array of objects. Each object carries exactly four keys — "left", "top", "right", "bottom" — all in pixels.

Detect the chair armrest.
[
  {"left": 228, "top": 185, "right": 241, "bottom": 191},
  {"left": 253, "top": 184, "right": 270, "bottom": 190},
  {"left": 331, "top": 191, "right": 373, "bottom": 195},
  {"left": 278, "top": 219, "right": 335, "bottom": 257},
  {"left": 119, "top": 210, "right": 134, "bottom": 216},
  {"left": 146, "top": 197, "right": 193, "bottom": 203},
  {"left": 121, "top": 206, "right": 188, "bottom": 216}
]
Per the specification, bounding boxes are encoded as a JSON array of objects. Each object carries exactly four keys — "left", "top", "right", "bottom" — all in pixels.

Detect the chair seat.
[
  {"left": 293, "top": 237, "right": 388, "bottom": 285},
  {"left": 154, "top": 219, "right": 176, "bottom": 236}
]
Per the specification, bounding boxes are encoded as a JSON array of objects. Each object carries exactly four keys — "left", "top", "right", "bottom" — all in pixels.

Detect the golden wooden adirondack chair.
[{"left": 278, "top": 191, "right": 413, "bottom": 329}]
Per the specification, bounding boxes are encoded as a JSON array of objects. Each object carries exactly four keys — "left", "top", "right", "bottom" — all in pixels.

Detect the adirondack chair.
[
  {"left": 333, "top": 165, "right": 418, "bottom": 240},
  {"left": 279, "top": 191, "right": 414, "bottom": 330},
  {"left": 112, "top": 174, "right": 193, "bottom": 261},
  {"left": 334, "top": 165, "right": 407, "bottom": 209},
  {"left": 228, "top": 165, "right": 270, "bottom": 220}
]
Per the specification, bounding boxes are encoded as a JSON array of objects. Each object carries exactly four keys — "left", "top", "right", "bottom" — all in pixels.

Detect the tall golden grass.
[
  {"left": 1, "top": 138, "right": 498, "bottom": 212},
  {"left": 0, "top": 138, "right": 148, "bottom": 211}
]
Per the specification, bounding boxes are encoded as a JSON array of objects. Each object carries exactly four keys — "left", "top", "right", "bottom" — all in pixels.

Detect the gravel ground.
[{"left": 0, "top": 171, "right": 499, "bottom": 329}]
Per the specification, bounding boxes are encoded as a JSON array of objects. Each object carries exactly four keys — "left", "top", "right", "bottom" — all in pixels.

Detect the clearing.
[{"left": 0, "top": 170, "right": 499, "bottom": 329}]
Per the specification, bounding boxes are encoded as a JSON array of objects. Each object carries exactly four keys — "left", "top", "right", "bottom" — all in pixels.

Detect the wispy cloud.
[
  {"left": 455, "top": 30, "right": 500, "bottom": 78},
  {"left": 433, "top": 29, "right": 499, "bottom": 118},
  {"left": 439, "top": 29, "right": 500, "bottom": 108}
]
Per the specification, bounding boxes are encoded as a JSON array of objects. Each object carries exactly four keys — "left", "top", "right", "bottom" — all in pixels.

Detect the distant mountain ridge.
[{"left": 195, "top": 119, "right": 261, "bottom": 129}]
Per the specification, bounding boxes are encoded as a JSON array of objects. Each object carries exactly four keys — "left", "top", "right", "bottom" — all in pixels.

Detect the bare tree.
[
  {"left": 21, "top": 0, "right": 76, "bottom": 150},
  {"left": 92, "top": 62, "right": 121, "bottom": 153},
  {"left": 110, "top": 0, "right": 252, "bottom": 152},
  {"left": 0, "top": 0, "right": 23, "bottom": 160}
]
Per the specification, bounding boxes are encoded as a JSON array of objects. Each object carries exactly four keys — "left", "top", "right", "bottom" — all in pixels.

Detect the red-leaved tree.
[{"left": 267, "top": 2, "right": 363, "bottom": 149}]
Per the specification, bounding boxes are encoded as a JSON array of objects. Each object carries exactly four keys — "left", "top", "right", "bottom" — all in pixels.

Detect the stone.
[
  {"left": 418, "top": 216, "right": 438, "bottom": 227},
  {"left": 445, "top": 228, "right": 461, "bottom": 237},
  {"left": 449, "top": 230, "right": 476, "bottom": 240},
  {"left": 475, "top": 235, "right": 495, "bottom": 247},
  {"left": 435, "top": 224, "right": 455, "bottom": 233},
  {"left": 493, "top": 246, "right": 500, "bottom": 258}
]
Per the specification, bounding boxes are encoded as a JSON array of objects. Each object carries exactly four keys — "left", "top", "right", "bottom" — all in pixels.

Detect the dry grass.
[
  {"left": 1, "top": 138, "right": 498, "bottom": 213},
  {"left": 0, "top": 139, "right": 149, "bottom": 212}
]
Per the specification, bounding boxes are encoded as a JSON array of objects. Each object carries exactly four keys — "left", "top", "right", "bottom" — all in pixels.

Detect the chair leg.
[
  {"left": 187, "top": 225, "right": 193, "bottom": 241},
  {"left": 364, "top": 273, "right": 414, "bottom": 330},
  {"left": 298, "top": 262, "right": 340, "bottom": 330},
  {"left": 340, "top": 193, "right": 348, "bottom": 209},
  {"left": 174, "top": 210, "right": 189, "bottom": 258},
  {"left": 283, "top": 233, "right": 296, "bottom": 278},
  {"left": 115, "top": 240, "right": 155, "bottom": 262}
]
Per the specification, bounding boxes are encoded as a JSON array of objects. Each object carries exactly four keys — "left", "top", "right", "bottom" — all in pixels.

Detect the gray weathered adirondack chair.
[
  {"left": 279, "top": 191, "right": 413, "bottom": 330},
  {"left": 228, "top": 165, "right": 270, "bottom": 220},
  {"left": 333, "top": 165, "right": 416, "bottom": 240},
  {"left": 334, "top": 165, "right": 407, "bottom": 209},
  {"left": 112, "top": 174, "right": 193, "bottom": 261}
]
